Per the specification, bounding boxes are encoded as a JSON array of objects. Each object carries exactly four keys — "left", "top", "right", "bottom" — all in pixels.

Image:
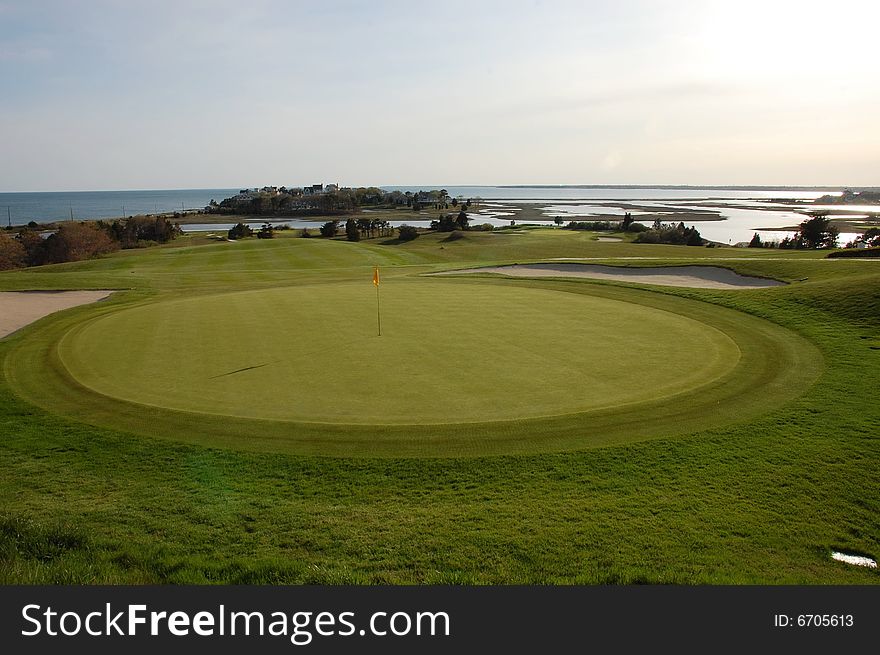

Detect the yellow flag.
[{"left": 373, "top": 267, "right": 380, "bottom": 286}]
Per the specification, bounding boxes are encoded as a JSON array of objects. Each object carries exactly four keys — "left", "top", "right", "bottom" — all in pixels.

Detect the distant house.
[
  {"left": 303, "top": 184, "right": 324, "bottom": 196},
  {"left": 324, "top": 183, "right": 339, "bottom": 192}
]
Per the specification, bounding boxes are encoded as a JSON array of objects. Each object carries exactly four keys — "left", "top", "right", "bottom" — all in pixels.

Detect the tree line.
[
  {"left": 747, "top": 213, "right": 841, "bottom": 249},
  {"left": 634, "top": 220, "right": 704, "bottom": 246},
  {"left": 208, "top": 187, "right": 475, "bottom": 218},
  {"left": 564, "top": 214, "right": 649, "bottom": 233},
  {"left": 0, "top": 216, "right": 181, "bottom": 271},
  {"left": 312, "top": 211, "right": 473, "bottom": 243},
  {"left": 301, "top": 219, "right": 397, "bottom": 241}
]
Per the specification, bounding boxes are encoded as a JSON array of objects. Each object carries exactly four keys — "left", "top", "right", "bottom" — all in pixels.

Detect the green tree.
[
  {"left": 861, "top": 227, "right": 880, "bottom": 247},
  {"left": 227, "top": 223, "right": 253, "bottom": 240},
  {"left": 748, "top": 233, "right": 763, "bottom": 248},
  {"left": 431, "top": 214, "right": 457, "bottom": 232},
  {"left": 345, "top": 218, "right": 360, "bottom": 241},
  {"left": 319, "top": 220, "right": 339, "bottom": 238},
  {"left": 685, "top": 226, "right": 703, "bottom": 246},
  {"left": 356, "top": 218, "right": 372, "bottom": 238},
  {"left": 797, "top": 212, "right": 838, "bottom": 249}
]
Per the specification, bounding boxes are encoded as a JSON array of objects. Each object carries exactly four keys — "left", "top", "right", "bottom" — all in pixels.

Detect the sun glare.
[{"left": 693, "top": 1, "right": 877, "bottom": 81}]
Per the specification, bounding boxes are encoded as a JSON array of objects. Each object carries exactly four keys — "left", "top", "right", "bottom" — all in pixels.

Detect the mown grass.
[
  {"left": 3, "top": 278, "right": 821, "bottom": 457},
  {"left": 1, "top": 229, "right": 878, "bottom": 583},
  {"left": 56, "top": 281, "right": 741, "bottom": 423}
]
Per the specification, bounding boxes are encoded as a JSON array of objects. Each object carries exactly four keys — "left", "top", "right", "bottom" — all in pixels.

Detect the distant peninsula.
[
  {"left": 812, "top": 189, "right": 880, "bottom": 205},
  {"left": 206, "top": 185, "right": 465, "bottom": 218}
]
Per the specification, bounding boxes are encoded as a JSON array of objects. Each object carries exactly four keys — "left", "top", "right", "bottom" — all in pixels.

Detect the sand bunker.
[
  {"left": 0, "top": 290, "right": 114, "bottom": 339},
  {"left": 436, "top": 263, "right": 785, "bottom": 289}
]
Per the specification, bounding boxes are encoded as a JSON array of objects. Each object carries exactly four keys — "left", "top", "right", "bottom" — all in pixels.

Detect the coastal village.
[{"left": 208, "top": 185, "right": 464, "bottom": 216}]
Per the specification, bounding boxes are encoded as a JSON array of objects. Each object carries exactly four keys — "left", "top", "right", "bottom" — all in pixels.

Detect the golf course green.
[
  {"left": 57, "top": 281, "right": 741, "bottom": 423},
  {"left": 4, "top": 273, "right": 819, "bottom": 456},
  {"left": 1, "top": 229, "right": 877, "bottom": 584}
]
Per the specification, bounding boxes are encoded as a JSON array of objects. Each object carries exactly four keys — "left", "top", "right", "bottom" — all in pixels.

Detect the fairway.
[
  {"left": 56, "top": 280, "right": 741, "bottom": 424},
  {"left": 2, "top": 228, "right": 875, "bottom": 585}
]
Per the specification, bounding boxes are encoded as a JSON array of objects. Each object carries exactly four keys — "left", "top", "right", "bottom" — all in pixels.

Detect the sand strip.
[
  {"left": 434, "top": 263, "right": 785, "bottom": 289},
  {"left": 0, "top": 290, "right": 115, "bottom": 339}
]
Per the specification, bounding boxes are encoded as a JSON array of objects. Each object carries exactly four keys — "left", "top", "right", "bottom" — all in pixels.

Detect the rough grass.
[{"left": 1, "top": 228, "right": 878, "bottom": 583}]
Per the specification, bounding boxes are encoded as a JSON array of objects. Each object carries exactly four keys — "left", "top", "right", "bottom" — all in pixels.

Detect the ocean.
[{"left": 0, "top": 188, "right": 239, "bottom": 226}]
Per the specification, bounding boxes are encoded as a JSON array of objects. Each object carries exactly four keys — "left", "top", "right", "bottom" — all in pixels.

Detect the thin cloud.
[
  {"left": 0, "top": 44, "right": 52, "bottom": 62},
  {"left": 448, "top": 81, "right": 734, "bottom": 124}
]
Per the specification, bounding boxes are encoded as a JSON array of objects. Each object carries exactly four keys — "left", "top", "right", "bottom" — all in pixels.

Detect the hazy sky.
[{"left": 1, "top": 0, "right": 877, "bottom": 191}]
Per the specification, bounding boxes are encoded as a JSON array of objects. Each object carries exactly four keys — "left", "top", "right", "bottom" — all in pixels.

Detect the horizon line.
[{"left": 1, "top": 183, "right": 873, "bottom": 195}]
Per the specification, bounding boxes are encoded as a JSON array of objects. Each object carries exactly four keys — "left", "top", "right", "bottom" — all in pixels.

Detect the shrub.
[
  {"left": 40, "top": 222, "right": 119, "bottom": 263},
  {"left": 397, "top": 225, "right": 419, "bottom": 241},
  {"left": 16, "top": 229, "right": 44, "bottom": 266},
  {"left": 564, "top": 221, "right": 622, "bottom": 232},
  {"left": 0, "top": 232, "right": 26, "bottom": 270},
  {"left": 319, "top": 220, "right": 339, "bottom": 238},
  {"left": 634, "top": 222, "right": 704, "bottom": 246},
  {"left": 99, "top": 215, "right": 181, "bottom": 248},
  {"left": 827, "top": 247, "right": 880, "bottom": 259},
  {"left": 227, "top": 223, "right": 253, "bottom": 240}
]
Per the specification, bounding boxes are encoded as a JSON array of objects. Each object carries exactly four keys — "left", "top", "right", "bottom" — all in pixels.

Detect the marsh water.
[{"left": 2, "top": 186, "right": 871, "bottom": 245}]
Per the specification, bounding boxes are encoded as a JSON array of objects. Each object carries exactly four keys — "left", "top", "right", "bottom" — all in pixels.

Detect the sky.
[{"left": 0, "top": 0, "right": 878, "bottom": 191}]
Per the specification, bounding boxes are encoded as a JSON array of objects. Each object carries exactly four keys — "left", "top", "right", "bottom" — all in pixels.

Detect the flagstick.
[{"left": 375, "top": 280, "right": 382, "bottom": 337}]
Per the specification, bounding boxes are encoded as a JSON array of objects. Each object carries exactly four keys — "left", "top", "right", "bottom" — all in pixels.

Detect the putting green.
[
  {"left": 57, "top": 280, "right": 740, "bottom": 424},
  {"left": 4, "top": 278, "right": 822, "bottom": 456}
]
